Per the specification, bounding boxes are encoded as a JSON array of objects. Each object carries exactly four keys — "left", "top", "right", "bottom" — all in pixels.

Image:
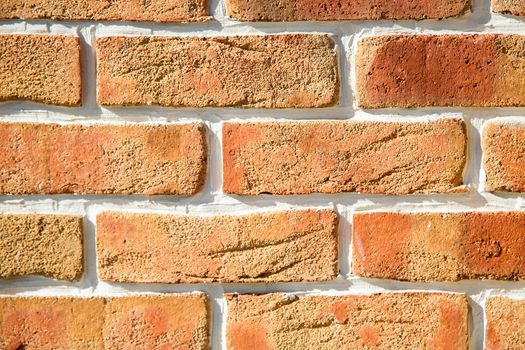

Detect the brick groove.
[{"left": 0, "top": 0, "right": 524, "bottom": 349}]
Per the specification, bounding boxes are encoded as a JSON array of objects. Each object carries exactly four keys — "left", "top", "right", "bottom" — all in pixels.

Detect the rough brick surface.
[
  {"left": 0, "top": 215, "right": 83, "bottom": 281},
  {"left": 0, "top": 297, "right": 105, "bottom": 349},
  {"left": 482, "top": 122, "right": 525, "bottom": 192},
  {"left": 223, "top": 119, "right": 466, "bottom": 195},
  {"left": 486, "top": 296, "right": 525, "bottom": 350},
  {"left": 0, "top": 294, "right": 208, "bottom": 350},
  {"left": 353, "top": 211, "right": 525, "bottom": 281},
  {"left": 0, "top": 34, "right": 81, "bottom": 106},
  {"left": 493, "top": 0, "right": 525, "bottom": 16},
  {"left": 0, "top": 0, "right": 209, "bottom": 22},
  {"left": 0, "top": 122, "right": 207, "bottom": 195},
  {"left": 97, "top": 210, "right": 338, "bottom": 283},
  {"left": 97, "top": 35, "right": 339, "bottom": 108},
  {"left": 226, "top": 0, "right": 470, "bottom": 21},
  {"left": 357, "top": 34, "right": 525, "bottom": 108},
  {"left": 103, "top": 295, "right": 209, "bottom": 349},
  {"left": 226, "top": 292, "right": 468, "bottom": 350}
]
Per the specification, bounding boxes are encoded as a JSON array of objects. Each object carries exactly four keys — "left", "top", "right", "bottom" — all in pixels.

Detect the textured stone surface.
[
  {"left": 0, "top": 215, "right": 83, "bottom": 281},
  {"left": 226, "top": 0, "right": 470, "bottom": 21},
  {"left": 0, "top": 122, "right": 207, "bottom": 195},
  {"left": 0, "top": 0, "right": 209, "bottom": 22},
  {"left": 226, "top": 292, "right": 468, "bottom": 350},
  {"left": 97, "top": 210, "right": 338, "bottom": 283},
  {"left": 493, "top": 0, "right": 525, "bottom": 16},
  {"left": 103, "top": 295, "right": 209, "bottom": 349},
  {"left": 482, "top": 122, "right": 525, "bottom": 192},
  {"left": 357, "top": 34, "right": 525, "bottom": 108},
  {"left": 0, "top": 34, "right": 81, "bottom": 106},
  {"left": 353, "top": 211, "right": 525, "bottom": 281},
  {"left": 97, "top": 35, "right": 339, "bottom": 108},
  {"left": 486, "top": 296, "right": 525, "bottom": 350},
  {"left": 223, "top": 119, "right": 466, "bottom": 195},
  {"left": 0, "top": 297, "right": 105, "bottom": 349},
  {"left": 0, "top": 295, "right": 209, "bottom": 350}
]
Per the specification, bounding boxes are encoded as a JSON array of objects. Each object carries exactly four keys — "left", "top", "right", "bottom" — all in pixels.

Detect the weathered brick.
[
  {"left": 96, "top": 210, "right": 338, "bottom": 283},
  {"left": 0, "top": 294, "right": 209, "bottom": 349},
  {"left": 353, "top": 211, "right": 525, "bottom": 281},
  {"left": 97, "top": 35, "right": 339, "bottom": 108},
  {"left": 0, "top": 122, "right": 207, "bottom": 195},
  {"left": 103, "top": 295, "right": 209, "bottom": 349},
  {"left": 0, "top": 0, "right": 209, "bottom": 22},
  {"left": 492, "top": 0, "right": 525, "bottom": 16},
  {"left": 226, "top": 0, "right": 470, "bottom": 21},
  {"left": 226, "top": 292, "right": 468, "bottom": 350},
  {"left": 0, "top": 214, "right": 83, "bottom": 281},
  {"left": 0, "top": 34, "right": 81, "bottom": 106},
  {"left": 0, "top": 297, "right": 105, "bottom": 349},
  {"left": 357, "top": 34, "right": 525, "bottom": 108},
  {"left": 486, "top": 296, "right": 525, "bottom": 350},
  {"left": 482, "top": 121, "right": 525, "bottom": 192},
  {"left": 222, "top": 118, "right": 466, "bottom": 195}
]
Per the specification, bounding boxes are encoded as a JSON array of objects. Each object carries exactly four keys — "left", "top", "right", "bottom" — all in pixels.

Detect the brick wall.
[{"left": 0, "top": 0, "right": 525, "bottom": 349}]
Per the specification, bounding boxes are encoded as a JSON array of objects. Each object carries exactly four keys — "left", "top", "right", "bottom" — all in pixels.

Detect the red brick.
[
  {"left": 226, "top": 0, "right": 470, "bottom": 21},
  {"left": 0, "top": 0, "right": 209, "bottom": 22},
  {"left": 96, "top": 210, "right": 338, "bottom": 283},
  {"left": 353, "top": 211, "right": 525, "bottom": 281},
  {"left": 0, "top": 214, "right": 83, "bottom": 281},
  {"left": 0, "top": 122, "right": 207, "bottom": 195},
  {"left": 0, "top": 294, "right": 209, "bottom": 349},
  {"left": 96, "top": 35, "right": 339, "bottom": 108},
  {"left": 0, "top": 34, "right": 81, "bottom": 106},
  {"left": 226, "top": 292, "right": 468, "bottom": 349},
  {"left": 222, "top": 118, "right": 466, "bottom": 195},
  {"left": 357, "top": 34, "right": 525, "bottom": 108},
  {"left": 482, "top": 121, "right": 525, "bottom": 192},
  {"left": 492, "top": 0, "right": 525, "bottom": 16},
  {"left": 486, "top": 296, "right": 525, "bottom": 350}
]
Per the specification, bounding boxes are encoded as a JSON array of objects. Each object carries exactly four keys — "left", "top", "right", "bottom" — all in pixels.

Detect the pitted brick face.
[
  {"left": 486, "top": 297, "right": 525, "bottom": 349},
  {"left": 226, "top": 0, "right": 470, "bottom": 21},
  {"left": 356, "top": 34, "right": 525, "bottom": 108},
  {"left": 0, "top": 0, "right": 210, "bottom": 22},
  {"left": 493, "top": 0, "right": 525, "bottom": 16},
  {"left": 96, "top": 35, "right": 339, "bottom": 108},
  {"left": 0, "top": 34, "right": 81, "bottom": 106},
  {"left": 226, "top": 293, "right": 468, "bottom": 350}
]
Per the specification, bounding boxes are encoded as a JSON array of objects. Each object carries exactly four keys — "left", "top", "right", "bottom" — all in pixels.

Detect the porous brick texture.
[
  {"left": 483, "top": 121, "right": 525, "bottom": 192},
  {"left": 353, "top": 211, "right": 525, "bottom": 281},
  {"left": 357, "top": 34, "right": 525, "bottom": 108},
  {"left": 0, "top": 214, "right": 83, "bottom": 281},
  {"left": 223, "top": 118, "right": 466, "bottom": 195},
  {"left": 0, "top": 0, "right": 210, "bottom": 22},
  {"left": 0, "top": 122, "right": 207, "bottom": 195},
  {"left": 97, "top": 209, "right": 338, "bottom": 283},
  {"left": 486, "top": 296, "right": 525, "bottom": 349},
  {"left": 226, "top": 0, "right": 471, "bottom": 21},
  {"left": 492, "top": 0, "right": 525, "bottom": 16},
  {"left": 226, "top": 292, "right": 468, "bottom": 349},
  {"left": 0, "top": 294, "right": 209, "bottom": 350},
  {"left": 96, "top": 35, "right": 339, "bottom": 108},
  {"left": 0, "top": 34, "right": 81, "bottom": 106}
]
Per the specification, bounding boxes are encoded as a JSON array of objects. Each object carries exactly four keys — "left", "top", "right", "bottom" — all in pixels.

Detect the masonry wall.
[{"left": 1, "top": 0, "right": 525, "bottom": 349}]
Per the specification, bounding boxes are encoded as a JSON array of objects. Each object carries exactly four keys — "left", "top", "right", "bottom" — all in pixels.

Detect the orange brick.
[
  {"left": 0, "top": 214, "right": 83, "bottom": 281},
  {"left": 96, "top": 35, "right": 339, "bottom": 108},
  {"left": 357, "top": 34, "right": 525, "bottom": 108},
  {"left": 226, "top": 292, "right": 468, "bottom": 349},
  {"left": 0, "top": 122, "right": 207, "bottom": 195},
  {"left": 226, "top": 0, "right": 470, "bottom": 21},
  {"left": 353, "top": 211, "right": 525, "bottom": 281},
  {"left": 96, "top": 210, "right": 338, "bottom": 283},
  {"left": 492, "top": 0, "right": 525, "bottom": 16},
  {"left": 0, "top": 0, "right": 209, "bottom": 22},
  {"left": 0, "top": 34, "right": 81, "bottom": 106},
  {"left": 483, "top": 121, "right": 525, "bottom": 192},
  {"left": 223, "top": 119, "right": 466, "bottom": 195},
  {"left": 486, "top": 297, "right": 525, "bottom": 350}
]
